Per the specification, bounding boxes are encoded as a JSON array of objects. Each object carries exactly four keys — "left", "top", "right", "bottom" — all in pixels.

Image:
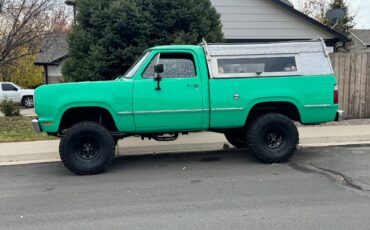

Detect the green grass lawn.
[{"left": 0, "top": 116, "right": 57, "bottom": 143}]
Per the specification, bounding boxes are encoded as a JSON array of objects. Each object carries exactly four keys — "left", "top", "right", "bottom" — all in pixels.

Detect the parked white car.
[{"left": 0, "top": 82, "right": 34, "bottom": 108}]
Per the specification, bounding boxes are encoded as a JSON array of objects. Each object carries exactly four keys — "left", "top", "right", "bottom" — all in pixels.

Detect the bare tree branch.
[{"left": 0, "top": 0, "right": 70, "bottom": 80}]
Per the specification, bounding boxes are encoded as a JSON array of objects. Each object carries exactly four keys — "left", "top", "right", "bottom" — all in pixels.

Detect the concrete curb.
[
  {"left": 1, "top": 125, "right": 370, "bottom": 166},
  {"left": 299, "top": 141, "right": 370, "bottom": 148},
  {"left": 2, "top": 140, "right": 370, "bottom": 167}
]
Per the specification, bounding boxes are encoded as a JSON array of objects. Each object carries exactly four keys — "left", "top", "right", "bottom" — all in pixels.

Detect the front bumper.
[
  {"left": 32, "top": 119, "right": 42, "bottom": 133},
  {"left": 335, "top": 110, "right": 344, "bottom": 122}
]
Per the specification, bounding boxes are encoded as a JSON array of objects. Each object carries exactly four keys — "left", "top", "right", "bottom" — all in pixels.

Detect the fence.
[{"left": 330, "top": 53, "right": 370, "bottom": 119}]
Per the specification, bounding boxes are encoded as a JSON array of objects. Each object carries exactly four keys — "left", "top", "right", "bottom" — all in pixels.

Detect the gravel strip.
[{"left": 297, "top": 119, "right": 370, "bottom": 127}]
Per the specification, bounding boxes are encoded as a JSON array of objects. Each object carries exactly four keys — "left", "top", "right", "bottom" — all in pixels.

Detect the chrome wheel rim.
[{"left": 25, "top": 98, "right": 33, "bottom": 107}]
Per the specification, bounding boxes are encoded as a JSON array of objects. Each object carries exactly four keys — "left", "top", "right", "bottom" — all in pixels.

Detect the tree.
[
  {"left": 1, "top": 0, "right": 51, "bottom": 74},
  {"left": 62, "top": 0, "right": 151, "bottom": 82},
  {"left": 8, "top": 49, "right": 44, "bottom": 88},
  {"left": 325, "top": 0, "right": 355, "bottom": 34},
  {"left": 294, "top": 0, "right": 355, "bottom": 34},
  {"left": 62, "top": 0, "right": 224, "bottom": 82},
  {"left": 140, "top": 0, "right": 223, "bottom": 45},
  {"left": 296, "top": 0, "right": 327, "bottom": 22},
  {"left": 0, "top": 0, "right": 70, "bottom": 89},
  {"left": 0, "top": 0, "right": 70, "bottom": 81}
]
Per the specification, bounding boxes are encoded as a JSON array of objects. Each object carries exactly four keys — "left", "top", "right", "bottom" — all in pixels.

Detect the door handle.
[{"left": 187, "top": 83, "right": 199, "bottom": 88}]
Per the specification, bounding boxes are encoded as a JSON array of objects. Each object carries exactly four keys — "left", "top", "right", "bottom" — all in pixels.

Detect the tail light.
[{"left": 334, "top": 84, "right": 339, "bottom": 104}]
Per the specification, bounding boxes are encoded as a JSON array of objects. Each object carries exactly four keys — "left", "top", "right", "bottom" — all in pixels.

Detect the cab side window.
[
  {"left": 1, "top": 83, "right": 18, "bottom": 91},
  {"left": 142, "top": 53, "right": 196, "bottom": 78}
]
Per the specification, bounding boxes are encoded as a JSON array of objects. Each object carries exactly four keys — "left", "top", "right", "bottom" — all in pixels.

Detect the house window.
[
  {"left": 215, "top": 55, "right": 299, "bottom": 78},
  {"left": 142, "top": 53, "right": 196, "bottom": 78}
]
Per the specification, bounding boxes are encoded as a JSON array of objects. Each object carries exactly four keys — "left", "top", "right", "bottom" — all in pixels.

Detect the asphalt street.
[{"left": 1, "top": 146, "right": 370, "bottom": 230}]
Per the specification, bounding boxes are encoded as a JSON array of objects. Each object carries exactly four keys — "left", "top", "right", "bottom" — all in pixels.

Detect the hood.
[
  {"left": 34, "top": 80, "right": 132, "bottom": 107},
  {"left": 35, "top": 80, "right": 119, "bottom": 93},
  {"left": 34, "top": 80, "right": 132, "bottom": 119}
]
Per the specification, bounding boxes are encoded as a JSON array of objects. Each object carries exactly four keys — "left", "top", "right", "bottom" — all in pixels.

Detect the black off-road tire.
[
  {"left": 59, "top": 122, "right": 115, "bottom": 175},
  {"left": 224, "top": 131, "right": 247, "bottom": 148},
  {"left": 247, "top": 113, "right": 299, "bottom": 163},
  {"left": 22, "top": 96, "right": 34, "bottom": 108}
]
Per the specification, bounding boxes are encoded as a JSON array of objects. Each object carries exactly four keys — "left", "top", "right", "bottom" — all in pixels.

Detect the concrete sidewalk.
[{"left": 1, "top": 125, "right": 370, "bottom": 166}]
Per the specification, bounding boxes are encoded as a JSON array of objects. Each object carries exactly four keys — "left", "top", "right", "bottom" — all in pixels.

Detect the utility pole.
[{"left": 65, "top": 0, "right": 76, "bottom": 25}]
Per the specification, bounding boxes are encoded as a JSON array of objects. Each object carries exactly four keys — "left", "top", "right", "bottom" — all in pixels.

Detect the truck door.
[
  {"left": 1, "top": 83, "right": 20, "bottom": 102},
  {"left": 133, "top": 51, "right": 203, "bottom": 132}
]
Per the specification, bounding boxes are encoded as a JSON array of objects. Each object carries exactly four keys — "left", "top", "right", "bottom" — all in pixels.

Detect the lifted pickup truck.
[{"left": 33, "top": 40, "right": 342, "bottom": 175}]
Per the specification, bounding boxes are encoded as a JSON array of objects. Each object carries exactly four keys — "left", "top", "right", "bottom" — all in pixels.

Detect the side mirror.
[
  {"left": 154, "top": 64, "right": 164, "bottom": 74},
  {"left": 154, "top": 64, "right": 164, "bottom": 90}
]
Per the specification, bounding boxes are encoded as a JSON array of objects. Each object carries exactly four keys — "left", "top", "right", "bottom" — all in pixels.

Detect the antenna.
[{"left": 326, "top": 8, "right": 345, "bottom": 29}]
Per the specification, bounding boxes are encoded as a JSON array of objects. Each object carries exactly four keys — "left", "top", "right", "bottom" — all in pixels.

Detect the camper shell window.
[{"left": 213, "top": 54, "right": 300, "bottom": 78}]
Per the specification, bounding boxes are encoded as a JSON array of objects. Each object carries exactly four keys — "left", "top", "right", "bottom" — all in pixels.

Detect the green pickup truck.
[{"left": 33, "top": 40, "right": 342, "bottom": 175}]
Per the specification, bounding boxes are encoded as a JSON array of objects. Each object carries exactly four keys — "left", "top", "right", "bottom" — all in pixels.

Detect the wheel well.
[
  {"left": 246, "top": 102, "right": 301, "bottom": 124},
  {"left": 21, "top": 95, "right": 33, "bottom": 100},
  {"left": 59, "top": 107, "right": 118, "bottom": 132}
]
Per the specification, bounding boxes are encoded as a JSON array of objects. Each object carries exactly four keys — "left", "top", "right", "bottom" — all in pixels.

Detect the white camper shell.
[{"left": 202, "top": 39, "right": 334, "bottom": 79}]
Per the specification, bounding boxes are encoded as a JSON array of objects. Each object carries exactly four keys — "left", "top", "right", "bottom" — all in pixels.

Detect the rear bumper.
[
  {"left": 32, "top": 119, "right": 42, "bottom": 133},
  {"left": 335, "top": 110, "right": 344, "bottom": 122}
]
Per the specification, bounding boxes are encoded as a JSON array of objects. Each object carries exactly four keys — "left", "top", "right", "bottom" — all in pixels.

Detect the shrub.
[
  {"left": 0, "top": 99, "right": 20, "bottom": 117},
  {"left": 62, "top": 0, "right": 224, "bottom": 82}
]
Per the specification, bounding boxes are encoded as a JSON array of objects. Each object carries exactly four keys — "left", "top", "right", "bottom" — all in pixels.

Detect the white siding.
[
  {"left": 211, "top": 0, "right": 334, "bottom": 40},
  {"left": 47, "top": 61, "right": 64, "bottom": 84},
  {"left": 47, "top": 64, "right": 63, "bottom": 77}
]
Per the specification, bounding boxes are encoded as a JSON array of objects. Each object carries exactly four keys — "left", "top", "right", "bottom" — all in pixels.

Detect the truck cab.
[{"left": 128, "top": 46, "right": 209, "bottom": 132}]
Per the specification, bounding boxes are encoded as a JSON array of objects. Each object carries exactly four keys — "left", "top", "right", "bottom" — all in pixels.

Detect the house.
[
  {"left": 34, "top": 33, "right": 68, "bottom": 84},
  {"left": 211, "top": 0, "right": 349, "bottom": 52},
  {"left": 350, "top": 29, "right": 370, "bottom": 53},
  {"left": 35, "top": 0, "right": 349, "bottom": 84}
]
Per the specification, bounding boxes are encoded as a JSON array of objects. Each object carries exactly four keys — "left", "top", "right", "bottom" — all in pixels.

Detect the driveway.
[
  {"left": 20, "top": 108, "right": 36, "bottom": 117},
  {"left": 1, "top": 146, "right": 370, "bottom": 230}
]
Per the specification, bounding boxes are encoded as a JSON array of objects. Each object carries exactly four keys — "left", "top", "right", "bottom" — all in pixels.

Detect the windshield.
[
  {"left": 12, "top": 83, "right": 21, "bottom": 89},
  {"left": 121, "top": 51, "right": 151, "bottom": 78}
]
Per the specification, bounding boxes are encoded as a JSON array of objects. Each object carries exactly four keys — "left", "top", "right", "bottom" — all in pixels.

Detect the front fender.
[
  {"left": 39, "top": 102, "right": 118, "bottom": 133},
  {"left": 35, "top": 80, "right": 135, "bottom": 133}
]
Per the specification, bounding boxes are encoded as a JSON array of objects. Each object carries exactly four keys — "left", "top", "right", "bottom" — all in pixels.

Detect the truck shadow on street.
[{"left": 109, "top": 148, "right": 260, "bottom": 172}]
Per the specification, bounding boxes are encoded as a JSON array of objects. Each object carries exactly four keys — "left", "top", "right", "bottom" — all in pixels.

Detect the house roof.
[
  {"left": 271, "top": 0, "right": 349, "bottom": 42},
  {"left": 351, "top": 29, "right": 370, "bottom": 45},
  {"left": 35, "top": 32, "right": 68, "bottom": 65},
  {"left": 33, "top": 0, "right": 349, "bottom": 64}
]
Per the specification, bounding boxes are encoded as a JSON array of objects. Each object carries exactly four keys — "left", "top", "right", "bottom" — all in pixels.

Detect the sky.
[
  {"left": 350, "top": 0, "right": 370, "bottom": 29},
  {"left": 291, "top": 0, "right": 370, "bottom": 29}
]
